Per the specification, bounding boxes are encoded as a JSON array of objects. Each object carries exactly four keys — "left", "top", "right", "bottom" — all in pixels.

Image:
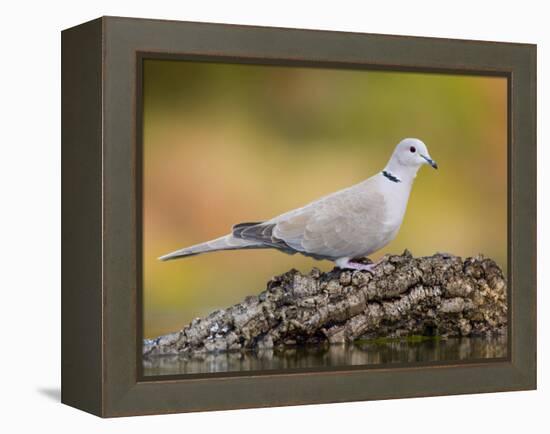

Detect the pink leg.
[{"left": 335, "top": 257, "right": 383, "bottom": 272}]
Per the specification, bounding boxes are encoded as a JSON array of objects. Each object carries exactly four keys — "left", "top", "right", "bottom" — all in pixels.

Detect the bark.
[{"left": 143, "top": 250, "right": 507, "bottom": 357}]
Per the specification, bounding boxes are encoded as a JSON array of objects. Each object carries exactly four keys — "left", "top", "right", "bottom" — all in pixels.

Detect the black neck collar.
[{"left": 382, "top": 170, "right": 401, "bottom": 183}]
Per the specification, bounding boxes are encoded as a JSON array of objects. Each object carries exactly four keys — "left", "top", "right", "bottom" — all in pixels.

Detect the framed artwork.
[{"left": 61, "top": 16, "right": 536, "bottom": 417}]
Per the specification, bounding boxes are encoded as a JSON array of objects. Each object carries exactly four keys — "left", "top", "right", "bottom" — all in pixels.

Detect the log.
[{"left": 143, "top": 250, "right": 507, "bottom": 357}]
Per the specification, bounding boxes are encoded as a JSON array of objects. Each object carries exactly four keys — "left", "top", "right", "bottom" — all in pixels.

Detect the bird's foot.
[{"left": 336, "top": 258, "right": 382, "bottom": 273}]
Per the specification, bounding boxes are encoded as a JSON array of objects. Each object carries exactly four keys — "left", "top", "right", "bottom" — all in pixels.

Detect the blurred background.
[{"left": 142, "top": 59, "right": 507, "bottom": 338}]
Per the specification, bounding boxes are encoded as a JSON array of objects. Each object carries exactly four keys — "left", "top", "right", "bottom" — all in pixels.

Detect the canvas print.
[{"left": 141, "top": 59, "right": 508, "bottom": 377}]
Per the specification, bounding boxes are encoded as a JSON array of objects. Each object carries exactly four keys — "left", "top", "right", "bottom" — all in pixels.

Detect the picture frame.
[{"left": 61, "top": 16, "right": 536, "bottom": 417}]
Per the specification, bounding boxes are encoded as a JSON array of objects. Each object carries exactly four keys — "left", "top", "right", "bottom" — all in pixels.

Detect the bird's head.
[{"left": 391, "top": 138, "right": 438, "bottom": 170}]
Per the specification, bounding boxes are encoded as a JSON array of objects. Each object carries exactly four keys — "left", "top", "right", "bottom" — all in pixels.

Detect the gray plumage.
[{"left": 159, "top": 138, "right": 437, "bottom": 270}]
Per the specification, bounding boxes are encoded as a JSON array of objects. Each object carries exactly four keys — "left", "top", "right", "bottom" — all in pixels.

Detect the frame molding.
[{"left": 62, "top": 16, "right": 536, "bottom": 417}]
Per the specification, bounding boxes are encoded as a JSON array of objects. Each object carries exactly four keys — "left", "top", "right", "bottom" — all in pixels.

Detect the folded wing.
[{"left": 233, "top": 186, "right": 387, "bottom": 260}]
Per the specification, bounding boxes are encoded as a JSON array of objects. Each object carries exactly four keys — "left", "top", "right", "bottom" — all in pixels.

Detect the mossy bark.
[{"left": 143, "top": 251, "right": 507, "bottom": 357}]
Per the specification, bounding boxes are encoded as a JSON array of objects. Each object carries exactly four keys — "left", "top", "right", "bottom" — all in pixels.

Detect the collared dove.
[{"left": 159, "top": 138, "right": 437, "bottom": 271}]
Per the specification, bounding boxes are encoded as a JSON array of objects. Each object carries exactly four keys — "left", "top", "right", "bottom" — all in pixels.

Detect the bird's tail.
[{"left": 158, "top": 235, "right": 264, "bottom": 261}]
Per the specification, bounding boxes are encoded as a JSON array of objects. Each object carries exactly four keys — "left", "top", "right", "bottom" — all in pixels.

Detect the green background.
[{"left": 142, "top": 59, "right": 507, "bottom": 338}]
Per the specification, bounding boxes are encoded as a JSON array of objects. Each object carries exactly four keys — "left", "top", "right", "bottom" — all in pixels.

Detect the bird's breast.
[{"left": 382, "top": 181, "right": 412, "bottom": 232}]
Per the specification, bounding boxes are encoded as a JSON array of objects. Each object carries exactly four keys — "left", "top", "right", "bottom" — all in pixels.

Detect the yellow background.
[{"left": 142, "top": 59, "right": 507, "bottom": 338}]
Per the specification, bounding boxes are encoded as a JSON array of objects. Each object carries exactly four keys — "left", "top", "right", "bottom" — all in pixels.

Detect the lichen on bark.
[{"left": 143, "top": 250, "right": 507, "bottom": 357}]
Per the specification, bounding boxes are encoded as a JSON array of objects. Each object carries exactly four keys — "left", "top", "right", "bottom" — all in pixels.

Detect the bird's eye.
[{"left": 409, "top": 146, "right": 416, "bottom": 153}]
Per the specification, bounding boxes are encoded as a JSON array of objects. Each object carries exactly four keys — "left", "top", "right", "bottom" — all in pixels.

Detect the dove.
[{"left": 159, "top": 138, "right": 437, "bottom": 271}]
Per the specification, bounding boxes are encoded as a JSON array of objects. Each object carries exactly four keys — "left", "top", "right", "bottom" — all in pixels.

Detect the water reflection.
[{"left": 143, "top": 336, "right": 507, "bottom": 377}]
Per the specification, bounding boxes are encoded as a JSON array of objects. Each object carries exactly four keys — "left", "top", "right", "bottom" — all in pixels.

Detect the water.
[{"left": 143, "top": 335, "right": 507, "bottom": 377}]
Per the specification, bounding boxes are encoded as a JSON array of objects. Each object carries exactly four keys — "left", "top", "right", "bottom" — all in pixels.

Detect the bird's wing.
[
  {"left": 271, "top": 185, "right": 387, "bottom": 259},
  {"left": 232, "top": 221, "right": 294, "bottom": 253},
  {"left": 232, "top": 179, "right": 388, "bottom": 260}
]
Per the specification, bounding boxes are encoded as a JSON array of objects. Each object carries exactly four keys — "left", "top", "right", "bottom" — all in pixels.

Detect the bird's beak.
[{"left": 421, "top": 154, "right": 438, "bottom": 169}]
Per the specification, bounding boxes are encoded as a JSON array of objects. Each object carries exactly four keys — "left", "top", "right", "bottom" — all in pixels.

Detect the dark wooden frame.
[{"left": 62, "top": 16, "right": 537, "bottom": 417}]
